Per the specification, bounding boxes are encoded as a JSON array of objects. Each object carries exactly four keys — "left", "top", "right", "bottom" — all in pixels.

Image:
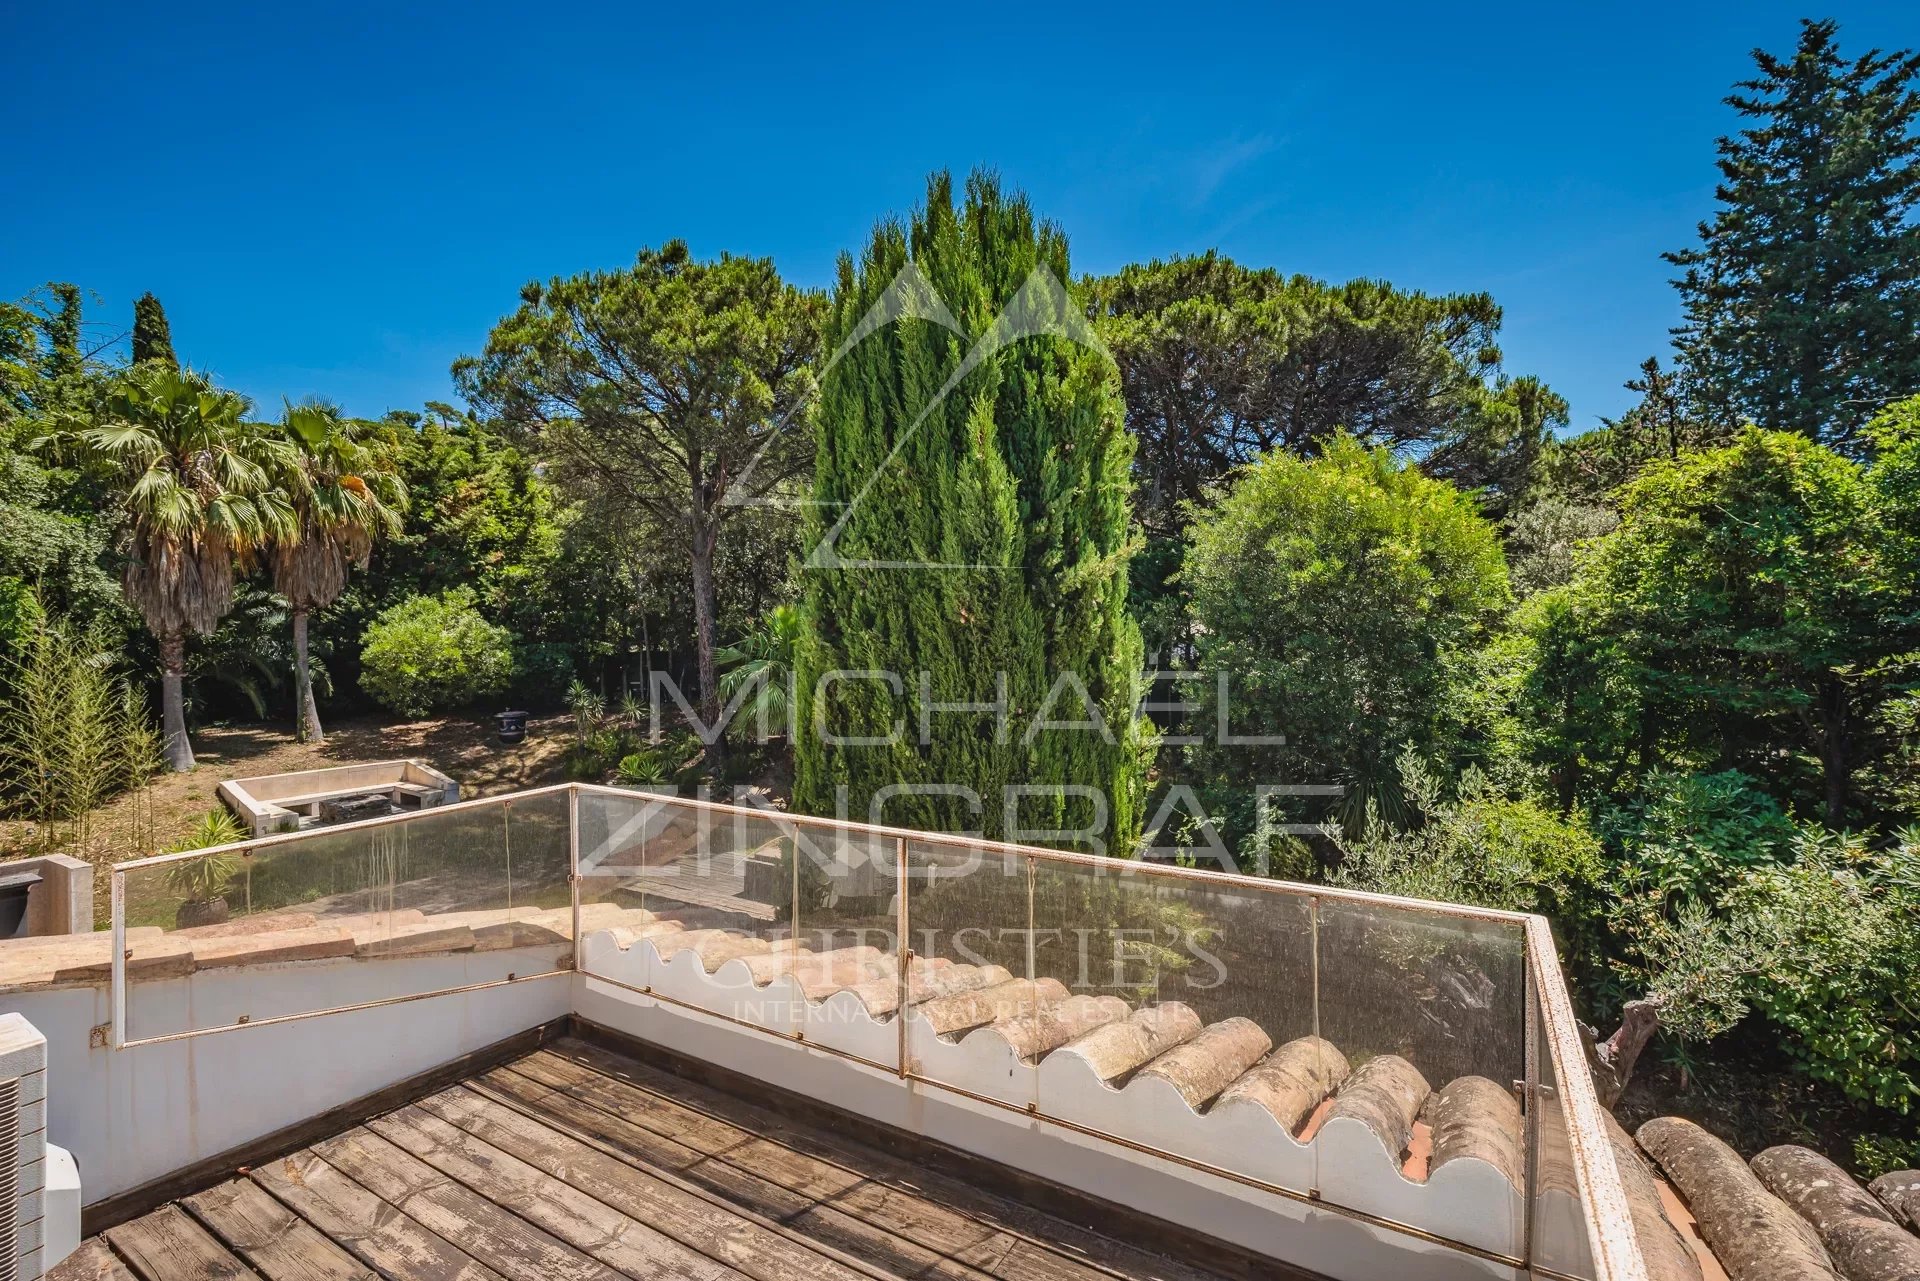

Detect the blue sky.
[{"left": 5, "top": 2, "right": 1915, "bottom": 430}]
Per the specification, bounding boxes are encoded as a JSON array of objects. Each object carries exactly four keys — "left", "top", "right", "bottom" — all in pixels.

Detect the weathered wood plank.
[
  {"left": 534, "top": 1040, "right": 1212, "bottom": 1281},
  {"left": 826, "top": 1180, "right": 1004, "bottom": 1260},
  {"left": 367, "top": 1103, "right": 743, "bottom": 1281},
  {"left": 779, "top": 1205, "right": 991, "bottom": 1280},
  {"left": 511, "top": 1053, "right": 865, "bottom": 1201},
  {"left": 309, "top": 1128, "right": 621, "bottom": 1281},
  {"left": 506, "top": 1055, "right": 865, "bottom": 1204},
  {"left": 511, "top": 1052, "right": 765, "bottom": 1153},
  {"left": 47, "top": 1238, "right": 140, "bottom": 1281},
  {"left": 470, "top": 1070, "right": 820, "bottom": 1222},
  {"left": 250, "top": 1150, "right": 505, "bottom": 1281},
  {"left": 545, "top": 1037, "right": 1229, "bottom": 1281},
  {"left": 183, "top": 1179, "right": 376, "bottom": 1281},
  {"left": 103, "top": 1204, "right": 261, "bottom": 1281},
  {"left": 417, "top": 1087, "right": 876, "bottom": 1281}
]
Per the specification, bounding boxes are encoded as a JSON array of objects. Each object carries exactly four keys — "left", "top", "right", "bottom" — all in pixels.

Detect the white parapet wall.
[{"left": 3, "top": 948, "right": 568, "bottom": 1205}]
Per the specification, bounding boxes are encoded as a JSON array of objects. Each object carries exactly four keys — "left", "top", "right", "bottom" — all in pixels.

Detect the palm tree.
[
  {"left": 716, "top": 604, "right": 801, "bottom": 742},
  {"left": 272, "top": 403, "right": 405, "bottom": 743},
  {"left": 60, "top": 365, "right": 295, "bottom": 770}
]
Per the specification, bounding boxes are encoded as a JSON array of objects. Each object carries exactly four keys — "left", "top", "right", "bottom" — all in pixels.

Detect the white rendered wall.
[{"left": 4, "top": 948, "right": 568, "bottom": 1204}]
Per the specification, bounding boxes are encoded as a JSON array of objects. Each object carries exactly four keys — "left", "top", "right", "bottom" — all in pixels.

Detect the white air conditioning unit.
[{"left": 0, "top": 1014, "right": 73, "bottom": 1281}]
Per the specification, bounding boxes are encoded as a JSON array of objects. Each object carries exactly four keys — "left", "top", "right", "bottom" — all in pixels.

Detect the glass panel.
[
  {"left": 575, "top": 789, "right": 796, "bottom": 1033},
  {"left": 1027, "top": 857, "right": 1317, "bottom": 1189},
  {"left": 789, "top": 820, "right": 901, "bottom": 1068},
  {"left": 1315, "top": 897, "right": 1526, "bottom": 1089},
  {"left": 574, "top": 785, "right": 674, "bottom": 916},
  {"left": 122, "top": 796, "right": 571, "bottom": 1041},
  {"left": 1312, "top": 895, "right": 1528, "bottom": 1235},
  {"left": 903, "top": 838, "right": 1037, "bottom": 1108}
]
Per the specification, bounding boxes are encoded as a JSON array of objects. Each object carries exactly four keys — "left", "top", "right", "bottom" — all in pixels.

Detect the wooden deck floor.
[{"left": 53, "top": 1036, "right": 1243, "bottom": 1281}]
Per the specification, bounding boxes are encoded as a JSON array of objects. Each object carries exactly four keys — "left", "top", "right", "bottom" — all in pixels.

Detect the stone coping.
[{"left": 0, "top": 901, "right": 654, "bottom": 994}]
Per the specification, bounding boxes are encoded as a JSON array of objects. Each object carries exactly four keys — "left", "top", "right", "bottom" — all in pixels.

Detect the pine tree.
[
  {"left": 793, "top": 172, "right": 1146, "bottom": 851},
  {"left": 131, "top": 292, "right": 178, "bottom": 368},
  {"left": 1667, "top": 19, "right": 1920, "bottom": 451}
]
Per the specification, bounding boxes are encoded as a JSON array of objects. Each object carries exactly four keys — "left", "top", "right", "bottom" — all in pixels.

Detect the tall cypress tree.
[
  {"left": 794, "top": 172, "right": 1145, "bottom": 850},
  {"left": 131, "top": 292, "right": 178, "bottom": 368},
  {"left": 41, "top": 284, "right": 82, "bottom": 382},
  {"left": 1667, "top": 19, "right": 1920, "bottom": 451}
]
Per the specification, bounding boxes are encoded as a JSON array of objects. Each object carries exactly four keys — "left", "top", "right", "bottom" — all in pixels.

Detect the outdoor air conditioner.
[{"left": 0, "top": 1014, "right": 77, "bottom": 1281}]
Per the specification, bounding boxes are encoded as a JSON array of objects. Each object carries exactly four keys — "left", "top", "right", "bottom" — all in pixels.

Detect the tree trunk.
[
  {"left": 689, "top": 525, "right": 724, "bottom": 762},
  {"left": 1584, "top": 998, "right": 1661, "bottom": 1108},
  {"left": 292, "top": 607, "right": 324, "bottom": 745},
  {"left": 160, "top": 632, "right": 193, "bottom": 772},
  {"left": 1817, "top": 678, "right": 1850, "bottom": 827}
]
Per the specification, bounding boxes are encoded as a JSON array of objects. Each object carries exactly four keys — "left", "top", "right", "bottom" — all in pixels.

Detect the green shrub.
[
  {"left": 1331, "top": 752, "right": 1608, "bottom": 928},
  {"left": 562, "top": 727, "right": 631, "bottom": 781},
  {"left": 1599, "top": 769, "right": 1797, "bottom": 902},
  {"left": 359, "top": 588, "right": 514, "bottom": 718},
  {"left": 1731, "top": 827, "right": 1920, "bottom": 1111},
  {"left": 508, "top": 641, "right": 576, "bottom": 708},
  {"left": 1854, "top": 1133, "right": 1920, "bottom": 1181},
  {"left": 0, "top": 577, "right": 45, "bottom": 658},
  {"left": 615, "top": 750, "right": 667, "bottom": 785},
  {"left": 163, "top": 807, "right": 247, "bottom": 855}
]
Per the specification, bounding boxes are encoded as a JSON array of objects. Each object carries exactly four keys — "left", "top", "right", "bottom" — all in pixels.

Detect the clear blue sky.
[{"left": 5, "top": 2, "right": 1915, "bottom": 430}]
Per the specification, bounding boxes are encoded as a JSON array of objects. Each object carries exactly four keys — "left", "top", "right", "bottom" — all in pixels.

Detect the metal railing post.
[
  {"left": 789, "top": 820, "right": 804, "bottom": 1042},
  {"left": 1026, "top": 852, "right": 1039, "bottom": 1114},
  {"left": 1523, "top": 949, "right": 1541, "bottom": 1274},
  {"left": 110, "top": 869, "right": 126, "bottom": 1049},
  {"left": 1309, "top": 893, "right": 1321, "bottom": 1198},
  {"left": 568, "top": 785, "right": 582, "bottom": 973},
  {"left": 1309, "top": 894, "right": 1321, "bottom": 1043},
  {"left": 895, "top": 834, "right": 910, "bottom": 1077}
]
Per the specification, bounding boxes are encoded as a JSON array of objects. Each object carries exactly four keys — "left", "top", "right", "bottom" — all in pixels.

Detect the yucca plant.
[
  {"left": 270, "top": 403, "right": 405, "bottom": 743},
  {"left": 162, "top": 809, "right": 246, "bottom": 927},
  {"left": 615, "top": 749, "right": 668, "bottom": 785},
  {"left": 566, "top": 679, "right": 605, "bottom": 743},
  {"left": 45, "top": 366, "right": 297, "bottom": 770}
]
